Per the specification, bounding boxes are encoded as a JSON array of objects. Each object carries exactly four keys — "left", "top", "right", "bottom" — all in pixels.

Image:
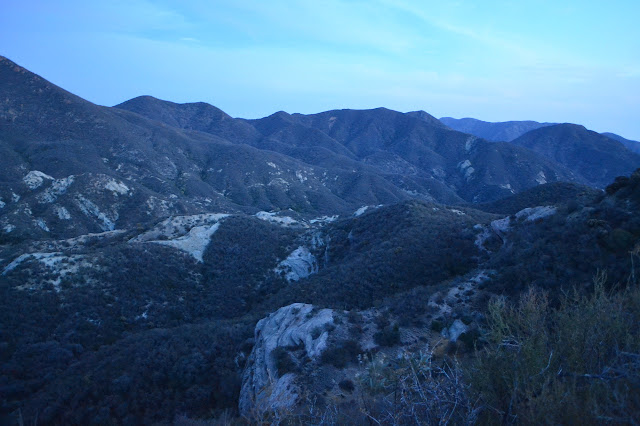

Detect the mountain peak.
[
  {"left": 512, "top": 122, "right": 640, "bottom": 188},
  {"left": 114, "top": 95, "right": 246, "bottom": 137},
  {"left": 406, "top": 110, "right": 445, "bottom": 127}
]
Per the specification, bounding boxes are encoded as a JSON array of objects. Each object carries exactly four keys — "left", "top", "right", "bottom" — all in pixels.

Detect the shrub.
[
  {"left": 320, "top": 340, "right": 362, "bottom": 368},
  {"left": 430, "top": 320, "right": 444, "bottom": 333},
  {"left": 467, "top": 272, "right": 640, "bottom": 424},
  {"left": 272, "top": 347, "right": 297, "bottom": 376},
  {"left": 457, "top": 329, "right": 481, "bottom": 349},
  {"left": 338, "top": 379, "right": 355, "bottom": 393},
  {"left": 310, "top": 327, "right": 322, "bottom": 340},
  {"left": 358, "top": 350, "right": 476, "bottom": 424},
  {"left": 346, "top": 310, "right": 363, "bottom": 324},
  {"left": 373, "top": 324, "right": 400, "bottom": 347}
]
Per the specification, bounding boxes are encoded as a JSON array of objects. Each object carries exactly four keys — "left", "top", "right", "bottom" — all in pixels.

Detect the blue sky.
[{"left": 1, "top": 0, "right": 639, "bottom": 139}]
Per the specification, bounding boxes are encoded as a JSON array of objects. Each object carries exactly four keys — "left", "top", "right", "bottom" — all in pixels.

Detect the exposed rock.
[
  {"left": 153, "top": 223, "right": 221, "bottom": 262},
  {"left": 490, "top": 205, "right": 557, "bottom": 241},
  {"left": 255, "top": 211, "right": 301, "bottom": 227},
  {"left": 37, "top": 175, "right": 75, "bottom": 203},
  {"left": 239, "top": 303, "right": 334, "bottom": 417},
  {"left": 23, "top": 170, "right": 54, "bottom": 190},
  {"left": 274, "top": 247, "right": 318, "bottom": 282},
  {"left": 104, "top": 179, "right": 130, "bottom": 196},
  {"left": 354, "top": 206, "right": 369, "bottom": 217},
  {"left": 441, "top": 319, "right": 468, "bottom": 342},
  {"left": 130, "top": 213, "right": 229, "bottom": 262},
  {"left": 515, "top": 205, "right": 556, "bottom": 222}
]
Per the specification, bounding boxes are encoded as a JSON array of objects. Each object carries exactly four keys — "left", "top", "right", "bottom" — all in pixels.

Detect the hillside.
[
  {"left": 3, "top": 168, "right": 638, "bottom": 424},
  {"left": 474, "top": 181, "right": 600, "bottom": 215},
  {"left": 117, "top": 96, "right": 580, "bottom": 205},
  {"left": 1, "top": 55, "right": 640, "bottom": 424},
  {"left": 602, "top": 131, "right": 640, "bottom": 154},
  {"left": 0, "top": 56, "right": 422, "bottom": 241},
  {"left": 440, "top": 117, "right": 640, "bottom": 188},
  {"left": 512, "top": 123, "right": 640, "bottom": 188}
]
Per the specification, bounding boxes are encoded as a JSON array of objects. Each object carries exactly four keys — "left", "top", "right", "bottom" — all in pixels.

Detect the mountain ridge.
[
  {"left": 117, "top": 94, "right": 580, "bottom": 205},
  {"left": 2, "top": 54, "right": 640, "bottom": 424},
  {"left": 511, "top": 123, "right": 640, "bottom": 188}
]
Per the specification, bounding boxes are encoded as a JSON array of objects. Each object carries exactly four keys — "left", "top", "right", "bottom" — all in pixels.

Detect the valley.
[{"left": 1, "top": 55, "right": 639, "bottom": 424}]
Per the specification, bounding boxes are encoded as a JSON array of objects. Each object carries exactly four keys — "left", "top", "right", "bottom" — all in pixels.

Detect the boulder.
[{"left": 239, "top": 303, "right": 334, "bottom": 417}]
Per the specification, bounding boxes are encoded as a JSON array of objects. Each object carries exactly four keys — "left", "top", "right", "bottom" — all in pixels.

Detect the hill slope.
[
  {"left": 601, "top": 131, "right": 640, "bottom": 154},
  {"left": 117, "top": 96, "right": 579, "bottom": 204},
  {"left": 253, "top": 107, "right": 578, "bottom": 202},
  {"left": 511, "top": 123, "right": 640, "bottom": 188},
  {"left": 0, "top": 56, "right": 422, "bottom": 240}
]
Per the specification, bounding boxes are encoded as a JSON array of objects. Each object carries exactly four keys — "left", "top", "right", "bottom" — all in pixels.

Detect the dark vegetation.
[
  {"left": 299, "top": 273, "right": 640, "bottom": 425},
  {"left": 469, "top": 279, "right": 640, "bottom": 424},
  {"left": 3, "top": 170, "right": 640, "bottom": 424},
  {"left": 266, "top": 202, "right": 493, "bottom": 310},
  {"left": 0, "top": 173, "right": 640, "bottom": 424},
  {"left": 320, "top": 339, "right": 362, "bottom": 368},
  {"left": 1, "top": 56, "right": 640, "bottom": 424},
  {"left": 487, "top": 170, "right": 640, "bottom": 297},
  {"left": 21, "top": 320, "right": 253, "bottom": 425},
  {"left": 0, "top": 218, "right": 296, "bottom": 424},
  {"left": 511, "top": 123, "right": 640, "bottom": 188},
  {"left": 474, "top": 181, "right": 600, "bottom": 215}
]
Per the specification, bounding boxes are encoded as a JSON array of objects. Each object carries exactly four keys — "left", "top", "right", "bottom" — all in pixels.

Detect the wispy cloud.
[
  {"left": 183, "top": 0, "right": 430, "bottom": 54},
  {"left": 179, "top": 37, "right": 201, "bottom": 43},
  {"left": 376, "top": 0, "right": 541, "bottom": 62}
]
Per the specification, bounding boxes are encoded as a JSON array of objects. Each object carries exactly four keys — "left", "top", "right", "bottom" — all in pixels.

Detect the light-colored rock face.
[
  {"left": 23, "top": 170, "right": 54, "bottom": 190},
  {"left": 353, "top": 204, "right": 383, "bottom": 217},
  {"left": 354, "top": 206, "right": 369, "bottom": 217},
  {"left": 37, "top": 175, "right": 75, "bottom": 203},
  {"left": 535, "top": 171, "right": 547, "bottom": 185},
  {"left": 458, "top": 159, "right": 475, "bottom": 180},
  {"left": 239, "top": 303, "right": 334, "bottom": 417},
  {"left": 255, "top": 211, "right": 300, "bottom": 227},
  {"left": 274, "top": 246, "right": 318, "bottom": 282},
  {"left": 129, "top": 213, "right": 229, "bottom": 262},
  {"left": 441, "top": 319, "right": 468, "bottom": 342},
  {"left": 153, "top": 223, "right": 221, "bottom": 262},
  {"left": 515, "top": 205, "right": 556, "bottom": 222},
  {"left": 488, "top": 205, "right": 557, "bottom": 241}
]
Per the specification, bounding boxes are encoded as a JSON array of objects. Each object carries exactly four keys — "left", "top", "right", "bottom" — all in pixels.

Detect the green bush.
[
  {"left": 272, "top": 347, "right": 297, "bottom": 376},
  {"left": 430, "top": 320, "right": 444, "bottom": 333},
  {"left": 467, "top": 272, "right": 640, "bottom": 424},
  {"left": 374, "top": 324, "right": 400, "bottom": 347},
  {"left": 457, "top": 329, "right": 481, "bottom": 349},
  {"left": 338, "top": 379, "right": 355, "bottom": 392},
  {"left": 320, "top": 339, "right": 362, "bottom": 368}
]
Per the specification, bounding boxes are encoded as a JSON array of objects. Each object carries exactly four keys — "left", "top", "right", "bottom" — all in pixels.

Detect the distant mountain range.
[
  {"left": 3, "top": 55, "right": 623, "bottom": 240},
  {"left": 116, "top": 96, "right": 579, "bottom": 205},
  {"left": 439, "top": 117, "right": 556, "bottom": 142},
  {"left": 2, "top": 55, "right": 640, "bottom": 242},
  {"left": 440, "top": 116, "right": 640, "bottom": 153},
  {"left": 601, "top": 131, "right": 640, "bottom": 154},
  {"left": 440, "top": 116, "right": 640, "bottom": 188}
]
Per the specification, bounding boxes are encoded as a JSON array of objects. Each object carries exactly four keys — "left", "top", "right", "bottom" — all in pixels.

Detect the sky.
[{"left": 1, "top": 0, "right": 639, "bottom": 139}]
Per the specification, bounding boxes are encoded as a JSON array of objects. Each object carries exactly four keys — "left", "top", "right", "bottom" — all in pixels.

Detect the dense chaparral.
[{"left": 1, "top": 56, "right": 639, "bottom": 424}]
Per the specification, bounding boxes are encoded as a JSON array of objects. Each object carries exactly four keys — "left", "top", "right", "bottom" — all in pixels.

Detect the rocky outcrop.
[
  {"left": 239, "top": 303, "right": 335, "bottom": 417},
  {"left": 441, "top": 319, "right": 468, "bottom": 342},
  {"left": 274, "top": 247, "right": 318, "bottom": 282}
]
